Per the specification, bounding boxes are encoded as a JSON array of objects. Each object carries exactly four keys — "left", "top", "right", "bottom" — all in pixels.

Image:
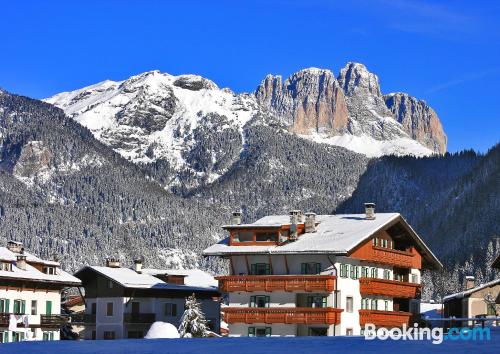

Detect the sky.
[{"left": 1, "top": 0, "right": 499, "bottom": 153}]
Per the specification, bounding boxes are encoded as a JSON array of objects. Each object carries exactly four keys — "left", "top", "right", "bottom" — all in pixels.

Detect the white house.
[
  {"left": 0, "top": 241, "right": 81, "bottom": 342},
  {"left": 203, "top": 205, "right": 442, "bottom": 337},
  {"left": 74, "top": 259, "right": 221, "bottom": 340}
]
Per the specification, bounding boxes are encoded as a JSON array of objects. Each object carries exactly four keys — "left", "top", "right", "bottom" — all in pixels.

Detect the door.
[{"left": 45, "top": 301, "right": 52, "bottom": 315}]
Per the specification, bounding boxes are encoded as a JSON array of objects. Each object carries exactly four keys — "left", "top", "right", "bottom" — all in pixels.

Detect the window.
[
  {"left": 372, "top": 238, "right": 378, "bottom": 246},
  {"left": 45, "top": 301, "right": 52, "bottom": 315},
  {"left": 346, "top": 297, "right": 353, "bottom": 313},
  {"left": 13, "top": 300, "right": 26, "bottom": 315},
  {"left": 339, "top": 264, "right": 348, "bottom": 278},
  {"left": 384, "top": 300, "right": 389, "bottom": 311},
  {"left": 411, "top": 274, "right": 418, "bottom": 283},
  {"left": 128, "top": 331, "right": 143, "bottom": 339},
  {"left": 371, "top": 299, "right": 378, "bottom": 310},
  {"left": 394, "top": 273, "right": 404, "bottom": 282},
  {"left": 31, "top": 300, "right": 37, "bottom": 315},
  {"left": 383, "top": 270, "right": 391, "bottom": 280},
  {"left": 307, "top": 296, "right": 327, "bottom": 308},
  {"left": 248, "top": 327, "right": 271, "bottom": 337},
  {"left": 43, "top": 266, "right": 55, "bottom": 275},
  {"left": 255, "top": 232, "right": 278, "bottom": 242},
  {"left": 91, "top": 302, "right": 97, "bottom": 315},
  {"left": 131, "top": 301, "right": 140, "bottom": 314},
  {"left": 350, "top": 265, "right": 359, "bottom": 279},
  {"left": 381, "top": 239, "right": 387, "bottom": 248},
  {"left": 250, "top": 263, "right": 271, "bottom": 275},
  {"left": 361, "top": 267, "right": 368, "bottom": 278},
  {"left": 487, "top": 303, "right": 496, "bottom": 316},
  {"left": 0, "top": 331, "right": 9, "bottom": 343},
  {"left": 42, "top": 332, "right": 54, "bottom": 341},
  {"left": 250, "top": 295, "right": 270, "bottom": 308},
  {"left": 0, "top": 298, "right": 9, "bottom": 313},
  {"left": 308, "top": 327, "right": 328, "bottom": 336},
  {"left": 107, "top": 280, "right": 114, "bottom": 289},
  {"left": 301, "top": 262, "right": 321, "bottom": 275},
  {"left": 12, "top": 331, "right": 24, "bottom": 342},
  {"left": 370, "top": 268, "right": 378, "bottom": 278},
  {"left": 1, "top": 262, "right": 12, "bottom": 271},
  {"left": 346, "top": 328, "right": 353, "bottom": 336},
  {"left": 106, "top": 302, "right": 114, "bottom": 316},
  {"left": 165, "top": 303, "right": 177, "bottom": 316},
  {"left": 103, "top": 331, "right": 115, "bottom": 340},
  {"left": 91, "top": 331, "right": 96, "bottom": 340},
  {"left": 235, "top": 231, "right": 253, "bottom": 242},
  {"left": 361, "top": 298, "right": 370, "bottom": 310}
]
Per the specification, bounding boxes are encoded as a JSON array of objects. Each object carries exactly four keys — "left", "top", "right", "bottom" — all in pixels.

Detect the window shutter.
[
  {"left": 251, "top": 264, "right": 256, "bottom": 275},
  {"left": 301, "top": 263, "right": 306, "bottom": 274},
  {"left": 21, "top": 300, "right": 26, "bottom": 314},
  {"left": 250, "top": 296, "right": 255, "bottom": 307},
  {"left": 5, "top": 299, "right": 9, "bottom": 313},
  {"left": 265, "top": 296, "right": 270, "bottom": 307},
  {"left": 315, "top": 263, "right": 321, "bottom": 274},
  {"left": 265, "top": 327, "right": 272, "bottom": 336},
  {"left": 265, "top": 263, "right": 271, "bottom": 275},
  {"left": 248, "top": 327, "right": 255, "bottom": 337}
]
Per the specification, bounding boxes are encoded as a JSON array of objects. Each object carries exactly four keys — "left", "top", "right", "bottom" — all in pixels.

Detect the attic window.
[
  {"left": 1, "top": 262, "right": 12, "bottom": 272},
  {"left": 255, "top": 232, "right": 278, "bottom": 242},
  {"left": 43, "top": 266, "right": 56, "bottom": 275}
]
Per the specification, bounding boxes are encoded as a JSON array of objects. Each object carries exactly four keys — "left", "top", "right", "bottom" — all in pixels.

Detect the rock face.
[
  {"left": 384, "top": 93, "right": 447, "bottom": 154},
  {"left": 255, "top": 68, "right": 349, "bottom": 135}
]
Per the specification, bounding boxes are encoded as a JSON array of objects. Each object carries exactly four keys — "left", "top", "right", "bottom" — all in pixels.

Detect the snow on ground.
[
  {"left": 2, "top": 332, "right": 498, "bottom": 354},
  {"left": 144, "top": 322, "right": 180, "bottom": 339}
]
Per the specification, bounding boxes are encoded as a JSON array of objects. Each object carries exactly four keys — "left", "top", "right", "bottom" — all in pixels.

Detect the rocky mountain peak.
[{"left": 337, "top": 62, "right": 382, "bottom": 97}]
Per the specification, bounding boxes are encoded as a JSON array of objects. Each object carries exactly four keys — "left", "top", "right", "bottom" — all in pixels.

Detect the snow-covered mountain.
[{"left": 45, "top": 62, "right": 446, "bottom": 189}]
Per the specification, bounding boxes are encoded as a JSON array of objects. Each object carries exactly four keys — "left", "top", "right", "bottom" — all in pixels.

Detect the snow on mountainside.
[{"left": 45, "top": 63, "right": 444, "bottom": 189}]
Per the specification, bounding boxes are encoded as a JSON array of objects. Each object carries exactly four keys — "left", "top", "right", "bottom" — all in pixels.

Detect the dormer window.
[
  {"left": 0, "top": 262, "right": 12, "bottom": 272},
  {"left": 43, "top": 266, "right": 56, "bottom": 275}
]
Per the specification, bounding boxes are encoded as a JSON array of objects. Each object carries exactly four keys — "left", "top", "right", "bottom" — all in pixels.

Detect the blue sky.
[{"left": 1, "top": 0, "right": 499, "bottom": 153}]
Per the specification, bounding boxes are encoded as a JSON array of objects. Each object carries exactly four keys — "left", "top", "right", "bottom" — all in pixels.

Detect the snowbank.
[{"left": 144, "top": 322, "right": 180, "bottom": 339}]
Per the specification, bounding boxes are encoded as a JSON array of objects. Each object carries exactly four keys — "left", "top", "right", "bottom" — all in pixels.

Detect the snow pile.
[{"left": 144, "top": 322, "right": 180, "bottom": 339}]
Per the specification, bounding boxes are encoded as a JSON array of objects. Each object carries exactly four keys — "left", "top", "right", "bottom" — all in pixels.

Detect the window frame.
[
  {"left": 346, "top": 296, "right": 353, "bottom": 313},
  {"left": 106, "top": 302, "right": 114, "bottom": 317}
]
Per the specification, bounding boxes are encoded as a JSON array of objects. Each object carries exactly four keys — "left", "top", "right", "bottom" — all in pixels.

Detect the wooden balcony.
[
  {"left": 216, "top": 275, "right": 336, "bottom": 293},
  {"left": 223, "top": 307, "right": 343, "bottom": 325},
  {"left": 350, "top": 244, "right": 421, "bottom": 269},
  {"left": 359, "top": 310, "right": 412, "bottom": 328},
  {"left": 123, "top": 313, "right": 156, "bottom": 324},
  {"left": 41, "top": 315, "right": 69, "bottom": 328},
  {"left": 359, "top": 278, "right": 420, "bottom": 298}
]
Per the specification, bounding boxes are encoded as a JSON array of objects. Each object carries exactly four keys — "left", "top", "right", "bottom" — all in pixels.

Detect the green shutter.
[
  {"left": 248, "top": 327, "right": 255, "bottom": 337},
  {"left": 265, "top": 296, "right": 270, "bottom": 308},
  {"left": 315, "top": 263, "right": 321, "bottom": 274},
  {"left": 265, "top": 263, "right": 271, "bottom": 275},
  {"left": 265, "top": 327, "right": 272, "bottom": 336},
  {"left": 5, "top": 299, "right": 9, "bottom": 313},
  {"left": 301, "top": 263, "right": 306, "bottom": 274},
  {"left": 45, "top": 301, "right": 52, "bottom": 315},
  {"left": 21, "top": 300, "right": 26, "bottom": 314}
]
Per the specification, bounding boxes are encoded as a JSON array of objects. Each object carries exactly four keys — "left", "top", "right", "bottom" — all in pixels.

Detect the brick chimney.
[
  {"left": 106, "top": 258, "right": 120, "bottom": 268},
  {"left": 364, "top": 203, "right": 376, "bottom": 220},
  {"left": 231, "top": 211, "right": 242, "bottom": 225},
  {"left": 7, "top": 240, "right": 24, "bottom": 254},
  {"left": 305, "top": 212, "right": 317, "bottom": 233},
  {"left": 133, "top": 258, "right": 143, "bottom": 273},
  {"left": 465, "top": 276, "right": 475, "bottom": 290},
  {"left": 16, "top": 255, "right": 27, "bottom": 270}
]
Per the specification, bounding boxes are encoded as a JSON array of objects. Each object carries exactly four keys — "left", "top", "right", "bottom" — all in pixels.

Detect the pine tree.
[{"left": 178, "top": 293, "right": 209, "bottom": 338}]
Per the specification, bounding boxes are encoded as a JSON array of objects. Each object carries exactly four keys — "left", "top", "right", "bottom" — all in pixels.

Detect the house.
[
  {"left": 443, "top": 276, "right": 500, "bottom": 326},
  {"left": 74, "top": 259, "right": 220, "bottom": 340},
  {"left": 203, "top": 204, "right": 442, "bottom": 337},
  {"left": 0, "top": 241, "right": 81, "bottom": 342}
]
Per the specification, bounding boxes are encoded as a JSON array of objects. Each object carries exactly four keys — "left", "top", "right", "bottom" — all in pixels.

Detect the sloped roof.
[
  {"left": 444, "top": 278, "right": 500, "bottom": 301},
  {"left": 203, "top": 213, "right": 442, "bottom": 269},
  {"left": 0, "top": 247, "right": 81, "bottom": 286},
  {"left": 75, "top": 266, "right": 217, "bottom": 292}
]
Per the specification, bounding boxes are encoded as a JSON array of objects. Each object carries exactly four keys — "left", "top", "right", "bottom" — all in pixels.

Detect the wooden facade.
[
  {"left": 216, "top": 275, "right": 336, "bottom": 293},
  {"left": 359, "top": 278, "right": 420, "bottom": 298},
  {"left": 358, "top": 309, "right": 412, "bottom": 327},
  {"left": 349, "top": 241, "right": 422, "bottom": 269},
  {"left": 223, "top": 307, "right": 343, "bottom": 325}
]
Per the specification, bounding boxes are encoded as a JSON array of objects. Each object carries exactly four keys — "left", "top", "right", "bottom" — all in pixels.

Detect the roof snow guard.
[{"left": 203, "top": 213, "right": 443, "bottom": 270}]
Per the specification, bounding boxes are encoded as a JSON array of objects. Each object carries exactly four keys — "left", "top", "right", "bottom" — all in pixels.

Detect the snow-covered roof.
[
  {"left": 75, "top": 266, "right": 217, "bottom": 292},
  {"left": 204, "top": 213, "right": 442, "bottom": 269},
  {"left": 141, "top": 268, "right": 218, "bottom": 288},
  {"left": 0, "top": 247, "right": 81, "bottom": 286},
  {"left": 443, "top": 278, "right": 500, "bottom": 301}
]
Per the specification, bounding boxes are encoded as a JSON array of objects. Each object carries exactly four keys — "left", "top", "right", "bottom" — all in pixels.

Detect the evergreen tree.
[{"left": 178, "top": 293, "right": 209, "bottom": 338}]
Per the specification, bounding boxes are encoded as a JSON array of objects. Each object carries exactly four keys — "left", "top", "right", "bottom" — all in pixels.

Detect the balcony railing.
[
  {"left": 223, "top": 307, "right": 343, "bottom": 325},
  {"left": 216, "top": 275, "right": 336, "bottom": 293},
  {"left": 70, "top": 313, "right": 96, "bottom": 324},
  {"left": 123, "top": 313, "right": 156, "bottom": 324},
  {"left": 359, "top": 310, "right": 412, "bottom": 328},
  {"left": 41, "top": 315, "right": 69, "bottom": 328},
  {"left": 359, "top": 278, "right": 421, "bottom": 298}
]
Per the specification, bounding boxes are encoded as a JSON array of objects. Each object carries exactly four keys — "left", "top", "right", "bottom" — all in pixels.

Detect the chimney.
[
  {"left": 133, "top": 258, "right": 143, "bottom": 273},
  {"left": 16, "top": 255, "right": 27, "bottom": 270},
  {"left": 7, "top": 240, "right": 24, "bottom": 254},
  {"left": 231, "top": 211, "right": 242, "bottom": 225},
  {"left": 289, "top": 210, "right": 301, "bottom": 240},
  {"left": 106, "top": 258, "right": 120, "bottom": 268},
  {"left": 305, "top": 212, "right": 316, "bottom": 233},
  {"left": 465, "top": 276, "right": 475, "bottom": 290},
  {"left": 364, "top": 203, "right": 376, "bottom": 220}
]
